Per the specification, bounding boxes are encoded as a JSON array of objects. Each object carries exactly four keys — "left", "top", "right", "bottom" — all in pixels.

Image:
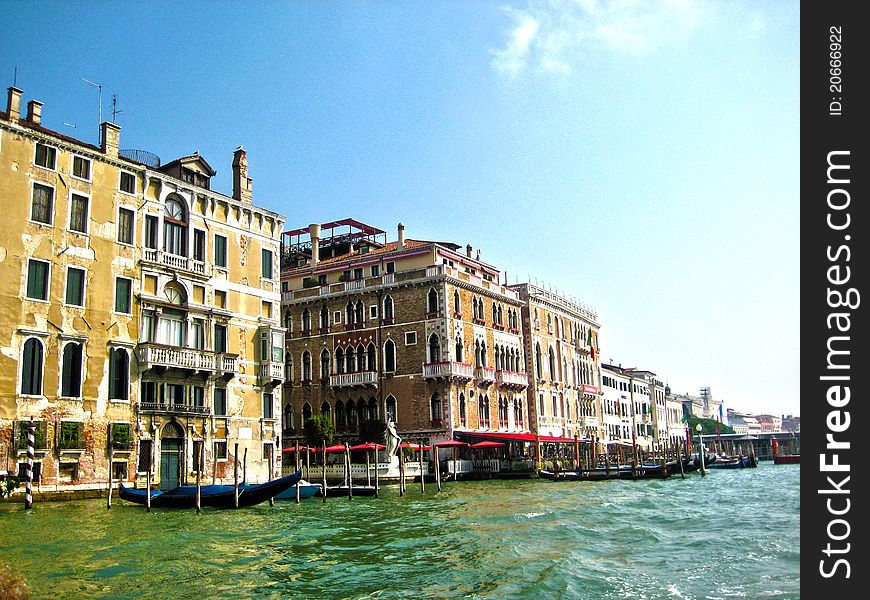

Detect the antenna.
[
  {"left": 63, "top": 122, "right": 77, "bottom": 134},
  {"left": 80, "top": 77, "right": 102, "bottom": 145},
  {"left": 13, "top": 67, "right": 17, "bottom": 88},
  {"left": 111, "top": 94, "right": 123, "bottom": 122}
]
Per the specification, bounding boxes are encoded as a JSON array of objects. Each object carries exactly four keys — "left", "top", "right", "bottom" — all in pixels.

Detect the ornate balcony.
[
  {"left": 138, "top": 343, "right": 237, "bottom": 378},
  {"left": 496, "top": 369, "right": 528, "bottom": 389},
  {"left": 142, "top": 249, "right": 210, "bottom": 279},
  {"left": 330, "top": 371, "right": 378, "bottom": 388},
  {"left": 581, "top": 416, "right": 599, "bottom": 428},
  {"left": 136, "top": 402, "right": 210, "bottom": 416},
  {"left": 423, "top": 361, "right": 473, "bottom": 381},
  {"left": 474, "top": 366, "right": 496, "bottom": 384},
  {"left": 259, "top": 361, "right": 284, "bottom": 387}
]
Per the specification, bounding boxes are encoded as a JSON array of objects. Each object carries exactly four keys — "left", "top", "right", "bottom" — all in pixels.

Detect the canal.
[{"left": 1, "top": 463, "right": 799, "bottom": 599}]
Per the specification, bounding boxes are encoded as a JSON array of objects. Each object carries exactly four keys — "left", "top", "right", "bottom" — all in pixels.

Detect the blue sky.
[{"left": 1, "top": 1, "right": 799, "bottom": 418}]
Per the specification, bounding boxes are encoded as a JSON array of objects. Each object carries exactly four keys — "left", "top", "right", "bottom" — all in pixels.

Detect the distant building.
[{"left": 781, "top": 414, "right": 800, "bottom": 433}]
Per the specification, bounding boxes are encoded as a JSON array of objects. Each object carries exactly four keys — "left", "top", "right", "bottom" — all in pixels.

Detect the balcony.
[
  {"left": 496, "top": 370, "right": 528, "bottom": 389},
  {"left": 259, "top": 362, "right": 284, "bottom": 387},
  {"left": 137, "top": 401, "right": 210, "bottom": 416},
  {"left": 330, "top": 371, "right": 378, "bottom": 388},
  {"left": 474, "top": 366, "right": 496, "bottom": 384},
  {"left": 581, "top": 416, "right": 599, "bottom": 428},
  {"left": 142, "top": 249, "right": 210, "bottom": 279},
  {"left": 423, "top": 361, "right": 473, "bottom": 381},
  {"left": 138, "top": 343, "right": 237, "bottom": 378}
]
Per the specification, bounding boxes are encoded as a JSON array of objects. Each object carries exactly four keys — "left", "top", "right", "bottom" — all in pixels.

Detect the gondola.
[
  {"left": 273, "top": 479, "right": 322, "bottom": 500},
  {"left": 318, "top": 485, "right": 378, "bottom": 497},
  {"left": 118, "top": 470, "right": 303, "bottom": 509}
]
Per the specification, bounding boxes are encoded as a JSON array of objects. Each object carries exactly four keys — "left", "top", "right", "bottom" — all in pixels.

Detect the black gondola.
[{"left": 118, "top": 470, "right": 303, "bottom": 509}]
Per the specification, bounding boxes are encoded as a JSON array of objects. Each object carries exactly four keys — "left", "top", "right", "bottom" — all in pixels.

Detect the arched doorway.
[{"left": 160, "top": 421, "right": 185, "bottom": 490}]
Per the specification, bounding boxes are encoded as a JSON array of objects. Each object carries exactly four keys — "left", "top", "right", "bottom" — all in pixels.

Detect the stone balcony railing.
[
  {"left": 474, "top": 366, "right": 496, "bottom": 383},
  {"left": 496, "top": 369, "right": 528, "bottom": 388},
  {"left": 423, "top": 361, "right": 474, "bottom": 381},
  {"left": 330, "top": 371, "right": 378, "bottom": 388},
  {"left": 581, "top": 416, "right": 599, "bottom": 428},
  {"left": 142, "top": 249, "right": 209, "bottom": 278},
  {"left": 259, "top": 361, "right": 285, "bottom": 386},
  {"left": 136, "top": 402, "right": 210, "bottom": 416},
  {"left": 138, "top": 343, "right": 237, "bottom": 377}
]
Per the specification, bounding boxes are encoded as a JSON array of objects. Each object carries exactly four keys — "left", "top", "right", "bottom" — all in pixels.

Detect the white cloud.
[{"left": 491, "top": 0, "right": 712, "bottom": 76}]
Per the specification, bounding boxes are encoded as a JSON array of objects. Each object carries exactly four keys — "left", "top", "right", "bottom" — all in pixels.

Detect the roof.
[
  {"left": 158, "top": 152, "right": 217, "bottom": 176},
  {"left": 308, "top": 239, "right": 431, "bottom": 268}
]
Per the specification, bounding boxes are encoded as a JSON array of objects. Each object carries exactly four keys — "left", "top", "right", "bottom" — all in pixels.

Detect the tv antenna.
[
  {"left": 63, "top": 122, "right": 77, "bottom": 133},
  {"left": 80, "top": 77, "right": 102, "bottom": 144},
  {"left": 111, "top": 94, "right": 123, "bottom": 122}
]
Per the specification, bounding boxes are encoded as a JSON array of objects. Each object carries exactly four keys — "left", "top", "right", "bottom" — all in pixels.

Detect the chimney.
[
  {"left": 101, "top": 121, "right": 121, "bottom": 158},
  {"left": 26, "top": 100, "right": 42, "bottom": 125},
  {"left": 232, "top": 146, "right": 253, "bottom": 204},
  {"left": 466, "top": 244, "right": 473, "bottom": 258},
  {"left": 397, "top": 222, "right": 405, "bottom": 248},
  {"left": 309, "top": 223, "right": 321, "bottom": 266},
  {"left": 6, "top": 87, "right": 22, "bottom": 121},
  {"left": 476, "top": 249, "right": 481, "bottom": 261}
]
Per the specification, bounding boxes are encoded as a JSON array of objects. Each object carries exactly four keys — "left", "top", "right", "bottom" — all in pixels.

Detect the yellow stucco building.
[{"left": 0, "top": 86, "right": 285, "bottom": 492}]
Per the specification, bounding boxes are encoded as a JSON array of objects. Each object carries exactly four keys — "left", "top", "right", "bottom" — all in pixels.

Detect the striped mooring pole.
[{"left": 25, "top": 420, "right": 35, "bottom": 509}]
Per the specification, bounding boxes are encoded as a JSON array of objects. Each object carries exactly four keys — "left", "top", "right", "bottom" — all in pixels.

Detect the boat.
[
  {"left": 539, "top": 470, "right": 581, "bottom": 481},
  {"left": 319, "top": 485, "right": 378, "bottom": 497},
  {"left": 773, "top": 454, "right": 800, "bottom": 465},
  {"left": 118, "top": 470, "right": 303, "bottom": 509},
  {"left": 273, "top": 479, "right": 322, "bottom": 500}
]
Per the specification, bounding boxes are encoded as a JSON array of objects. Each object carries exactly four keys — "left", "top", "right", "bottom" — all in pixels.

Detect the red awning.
[
  {"left": 456, "top": 431, "right": 590, "bottom": 444},
  {"left": 311, "top": 444, "right": 348, "bottom": 453},
  {"left": 470, "top": 440, "right": 505, "bottom": 449},
  {"left": 348, "top": 442, "right": 386, "bottom": 452}
]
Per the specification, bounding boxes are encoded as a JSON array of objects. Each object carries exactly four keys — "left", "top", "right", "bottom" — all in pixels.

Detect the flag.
[{"left": 587, "top": 329, "right": 595, "bottom": 360}]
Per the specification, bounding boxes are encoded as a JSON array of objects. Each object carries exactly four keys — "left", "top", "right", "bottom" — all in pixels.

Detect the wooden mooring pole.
[
  {"left": 374, "top": 446, "right": 379, "bottom": 498},
  {"left": 107, "top": 427, "right": 114, "bottom": 510},
  {"left": 399, "top": 445, "right": 405, "bottom": 496},
  {"left": 419, "top": 441, "right": 425, "bottom": 494},
  {"left": 295, "top": 443, "right": 301, "bottom": 504},
  {"left": 234, "top": 442, "right": 240, "bottom": 508},
  {"left": 345, "top": 442, "right": 353, "bottom": 500},
  {"left": 322, "top": 441, "right": 327, "bottom": 503},
  {"left": 196, "top": 441, "right": 203, "bottom": 513},
  {"left": 269, "top": 447, "right": 275, "bottom": 507}
]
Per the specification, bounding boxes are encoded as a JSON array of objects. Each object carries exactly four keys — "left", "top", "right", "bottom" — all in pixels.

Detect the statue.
[{"left": 385, "top": 420, "right": 401, "bottom": 457}]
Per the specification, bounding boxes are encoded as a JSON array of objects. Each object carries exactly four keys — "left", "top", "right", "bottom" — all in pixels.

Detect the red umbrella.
[
  {"left": 282, "top": 445, "right": 315, "bottom": 453},
  {"left": 348, "top": 442, "right": 387, "bottom": 452},
  {"left": 434, "top": 440, "right": 469, "bottom": 448},
  {"left": 312, "top": 444, "right": 347, "bottom": 453},
  {"left": 470, "top": 440, "right": 504, "bottom": 449}
]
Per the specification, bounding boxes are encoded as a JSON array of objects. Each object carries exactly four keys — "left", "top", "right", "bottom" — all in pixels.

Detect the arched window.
[
  {"left": 427, "top": 288, "right": 438, "bottom": 314},
  {"left": 455, "top": 336, "right": 464, "bottom": 363},
  {"left": 336, "top": 401, "right": 346, "bottom": 429},
  {"left": 163, "top": 196, "right": 188, "bottom": 256},
  {"left": 385, "top": 395, "right": 397, "bottom": 423},
  {"left": 301, "top": 350, "right": 312, "bottom": 381},
  {"left": 552, "top": 394, "right": 559, "bottom": 417},
  {"left": 535, "top": 343, "right": 543, "bottom": 378},
  {"left": 428, "top": 333, "right": 440, "bottom": 364},
  {"left": 491, "top": 303, "right": 497, "bottom": 323},
  {"left": 368, "top": 397, "right": 378, "bottom": 421},
  {"left": 384, "top": 340, "right": 396, "bottom": 372},
  {"left": 320, "top": 401, "right": 331, "bottom": 420},
  {"left": 109, "top": 348, "right": 129, "bottom": 400},
  {"left": 454, "top": 290, "right": 460, "bottom": 314},
  {"left": 472, "top": 297, "right": 478, "bottom": 319},
  {"left": 356, "top": 345, "right": 365, "bottom": 371},
  {"left": 355, "top": 301, "right": 364, "bottom": 324},
  {"left": 285, "top": 353, "right": 293, "bottom": 381},
  {"left": 554, "top": 317, "right": 560, "bottom": 338},
  {"left": 548, "top": 347, "right": 556, "bottom": 381},
  {"left": 346, "top": 348, "right": 355, "bottom": 373},
  {"left": 367, "top": 343, "right": 376, "bottom": 371},
  {"left": 320, "top": 306, "right": 329, "bottom": 329},
  {"left": 480, "top": 341, "right": 487, "bottom": 367},
  {"left": 430, "top": 393, "right": 442, "bottom": 422},
  {"left": 61, "top": 342, "right": 83, "bottom": 398},
  {"left": 497, "top": 305, "right": 503, "bottom": 326},
  {"left": 474, "top": 340, "right": 481, "bottom": 367},
  {"left": 478, "top": 394, "right": 486, "bottom": 428},
  {"left": 21, "top": 338, "right": 44, "bottom": 395},
  {"left": 302, "top": 308, "right": 311, "bottom": 332},
  {"left": 459, "top": 393, "right": 466, "bottom": 427},
  {"left": 283, "top": 310, "right": 292, "bottom": 331},
  {"left": 383, "top": 295, "right": 394, "bottom": 321},
  {"left": 284, "top": 403, "right": 294, "bottom": 431},
  {"left": 335, "top": 348, "right": 344, "bottom": 374},
  {"left": 356, "top": 399, "right": 366, "bottom": 425},
  {"left": 302, "top": 402, "right": 312, "bottom": 425},
  {"left": 320, "top": 350, "right": 330, "bottom": 378},
  {"left": 346, "top": 301, "right": 354, "bottom": 325}
]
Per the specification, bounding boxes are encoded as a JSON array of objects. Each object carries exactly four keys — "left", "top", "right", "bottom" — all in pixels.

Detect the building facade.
[
  {"left": 280, "top": 221, "right": 529, "bottom": 446},
  {"left": 509, "top": 283, "right": 602, "bottom": 441},
  {"left": 0, "top": 86, "right": 284, "bottom": 491}
]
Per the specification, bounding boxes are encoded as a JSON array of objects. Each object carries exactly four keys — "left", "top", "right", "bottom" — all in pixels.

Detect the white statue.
[{"left": 385, "top": 420, "right": 401, "bottom": 457}]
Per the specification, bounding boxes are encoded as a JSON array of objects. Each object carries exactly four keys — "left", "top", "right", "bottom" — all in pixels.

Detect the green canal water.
[{"left": 1, "top": 463, "right": 799, "bottom": 599}]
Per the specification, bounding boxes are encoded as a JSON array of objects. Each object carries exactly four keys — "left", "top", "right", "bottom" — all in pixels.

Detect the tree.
[
  {"left": 304, "top": 415, "right": 335, "bottom": 447},
  {"left": 357, "top": 419, "right": 386, "bottom": 445},
  {"left": 686, "top": 415, "right": 734, "bottom": 436}
]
